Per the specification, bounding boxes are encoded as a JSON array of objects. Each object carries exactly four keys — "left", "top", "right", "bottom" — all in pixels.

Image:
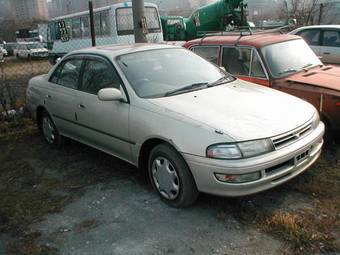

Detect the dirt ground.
[{"left": 0, "top": 123, "right": 339, "bottom": 255}]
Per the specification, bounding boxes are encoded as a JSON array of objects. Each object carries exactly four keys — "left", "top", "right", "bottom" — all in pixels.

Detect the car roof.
[
  {"left": 68, "top": 43, "right": 180, "bottom": 58},
  {"left": 294, "top": 25, "right": 340, "bottom": 30},
  {"left": 184, "top": 33, "right": 302, "bottom": 49}
]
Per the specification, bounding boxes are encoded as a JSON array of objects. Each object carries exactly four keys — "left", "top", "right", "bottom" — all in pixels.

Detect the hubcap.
[
  {"left": 152, "top": 156, "right": 180, "bottom": 200},
  {"left": 42, "top": 116, "right": 55, "bottom": 144}
]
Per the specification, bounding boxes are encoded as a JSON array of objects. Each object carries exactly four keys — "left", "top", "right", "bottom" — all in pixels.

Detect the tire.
[
  {"left": 148, "top": 143, "right": 198, "bottom": 208},
  {"left": 40, "top": 111, "right": 66, "bottom": 148}
]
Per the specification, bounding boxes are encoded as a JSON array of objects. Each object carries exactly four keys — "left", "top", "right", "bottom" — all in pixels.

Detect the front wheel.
[{"left": 148, "top": 143, "right": 198, "bottom": 208}]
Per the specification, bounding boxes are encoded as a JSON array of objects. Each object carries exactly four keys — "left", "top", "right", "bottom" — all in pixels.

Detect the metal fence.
[{"left": 0, "top": 2, "right": 163, "bottom": 116}]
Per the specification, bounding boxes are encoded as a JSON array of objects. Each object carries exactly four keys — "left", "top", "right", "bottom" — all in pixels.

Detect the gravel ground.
[{"left": 0, "top": 128, "right": 339, "bottom": 255}]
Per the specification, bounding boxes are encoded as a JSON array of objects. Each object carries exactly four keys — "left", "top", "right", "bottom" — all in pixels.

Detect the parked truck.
[{"left": 161, "top": 0, "right": 248, "bottom": 41}]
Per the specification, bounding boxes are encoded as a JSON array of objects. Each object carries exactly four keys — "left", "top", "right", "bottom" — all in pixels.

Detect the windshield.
[
  {"left": 27, "top": 44, "right": 43, "bottom": 50},
  {"left": 261, "top": 39, "right": 322, "bottom": 78},
  {"left": 117, "top": 48, "right": 233, "bottom": 98}
]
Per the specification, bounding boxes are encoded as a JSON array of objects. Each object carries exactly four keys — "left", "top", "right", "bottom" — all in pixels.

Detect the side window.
[
  {"left": 94, "top": 12, "right": 101, "bottom": 36},
  {"left": 101, "top": 10, "right": 110, "bottom": 35},
  {"left": 81, "top": 59, "right": 121, "bottom": 95},
  {"left": 72, "top": 18, "right": 81, "bottom": 38},
  {"left": 250, "top": 51, "right": 266, "bottom": 78},
  {"left": 50, "top": 65, "right": 62, "bottom": 84},
  {"left": 57, "top": 59, "right": 83, "bottom": 89},
  {"left": 222, "top": 47, "right": 251, "bottom": 76},
  {"left": 116, "top": 7, "right": 134, "bottom": 35},
  {"left": 323, "top": 30, "right": 340, "bottom": 47},
  {"left": 81, "top": 16, "right": 90, "bottom": 38},
  {"left": 298, "top": 29, "right": 321, "bottom": 46},
  {"left": 192, "top": 46, "right": 219, "bottom": 64}
]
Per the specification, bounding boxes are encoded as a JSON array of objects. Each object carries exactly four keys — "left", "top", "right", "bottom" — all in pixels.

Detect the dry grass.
[
  {"left": 0, "top": 58, "right": 51, "bottom": 80},
  {"left": 6, "top": 232, "right": 58, "bottom": 255},
  {"left": 259, "top": 153, "right": 340, "bottom": 254}
]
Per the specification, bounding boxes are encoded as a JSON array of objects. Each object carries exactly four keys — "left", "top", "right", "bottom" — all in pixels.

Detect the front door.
[
  {"left": 297, "top": 29, "right": 322, "bottom": 60},
  {"left": 75, "top": 56, "right": 132, "bottom": 162},
  {"left": 220, "top": 46, "right": 270, "bottom": 86}
]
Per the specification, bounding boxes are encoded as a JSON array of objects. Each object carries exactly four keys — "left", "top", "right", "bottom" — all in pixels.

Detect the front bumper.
[{"left": 184, "top": 122, "right": 325, "bottom": 197}]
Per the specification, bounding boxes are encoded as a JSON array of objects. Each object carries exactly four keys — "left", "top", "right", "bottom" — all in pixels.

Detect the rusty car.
[{"left": 184, "top": 34, "right": 340, "bottom": 141}]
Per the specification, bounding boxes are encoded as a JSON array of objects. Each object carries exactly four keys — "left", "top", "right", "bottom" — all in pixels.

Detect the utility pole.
[
  {"left": 318, "top": 3, "right": 324, "bottom": 25},
  {"left": 132, "top": 0, "right": 148, "bottom": 43},
  {"left": 89, "top": 1, "right": 96, "bottom": 46}
]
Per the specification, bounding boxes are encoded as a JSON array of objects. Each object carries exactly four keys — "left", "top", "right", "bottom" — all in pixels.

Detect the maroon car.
[{"left": 184, "top": 34, "right": 340, "bottom": 141}]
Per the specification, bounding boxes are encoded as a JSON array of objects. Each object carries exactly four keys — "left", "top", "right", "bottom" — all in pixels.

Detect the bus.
[{"left": 47, "top": 2, "right": 163, "bottom": 64}]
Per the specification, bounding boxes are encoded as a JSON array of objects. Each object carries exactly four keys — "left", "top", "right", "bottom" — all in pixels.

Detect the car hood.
[
  {"left": 286, "top": 65, "right": 340, "bottom": 96},
  {"left": 148, "top": 80, "right": 315, "bottom": 141}
]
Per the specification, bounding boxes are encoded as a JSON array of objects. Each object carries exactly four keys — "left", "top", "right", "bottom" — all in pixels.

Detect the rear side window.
[
  {"left": 298, "top": 29, "right": 321, "bottom": 46},
  {"left": 323, "top": 30, "right": 340, "bottom": 47},
  {"left": 191, "top": 46, "right": 219, "bottom": 64},
  {"left": 51, "top": 59, "right": 83, "bottom": 89},
  {"left": 81, "top": 59, "right": 120, "bottom": 95}
]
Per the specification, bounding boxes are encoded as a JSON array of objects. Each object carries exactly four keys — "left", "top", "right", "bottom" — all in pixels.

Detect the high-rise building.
[{"left": 9, "top": 0, "right": 49, "bottom": 21}]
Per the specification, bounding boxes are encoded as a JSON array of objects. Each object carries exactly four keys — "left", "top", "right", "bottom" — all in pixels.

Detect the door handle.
[
  {"left": 323, "top": 52, "right": 330, "bottom": 55},
  {"left": 46, "top": 94, "right": 51, "bottom": 99},
  {"left": 78, "top": 103, "right": 86, "bottom": 109}
]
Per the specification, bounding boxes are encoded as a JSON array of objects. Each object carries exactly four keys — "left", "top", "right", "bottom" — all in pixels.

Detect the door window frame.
[
  {"left": 80, "top": 56, "right": 122, "bottom": 95},
  {"left": 49, "top": 55, "right": 85, "bottom": 90},
  {"left": 79, "top": 54, "right": 130, "bottom": 103},
  {"left": 297, "top": 29, "right": 322, "bottom": 46},
  {"left": 220, "top": 45, "right": 269, "bottom": 80},
  {"left": 321, "top": 29, "right": 340, "bottom": 47}
]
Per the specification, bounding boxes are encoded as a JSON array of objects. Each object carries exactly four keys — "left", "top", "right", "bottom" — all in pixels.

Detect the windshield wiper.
[
  {"left": 302, "top": 63, "right": 318, "bottom": 71},
  {"left": 278, "top": 68, "right": 298, "bottom": 75},
  {"left": 164, "top": 82, "right": 208, "bottom": 97},
  {"left": 208, "top": 75, "right": 233, "bottom": 87}
]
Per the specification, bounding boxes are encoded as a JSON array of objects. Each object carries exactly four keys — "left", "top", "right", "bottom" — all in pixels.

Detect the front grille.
[
  {"left": 272, "top": 122, "right": 312, "bottom": 149},
  {"left": 265, "top": 158, "right": 294, "bottom": 175}
]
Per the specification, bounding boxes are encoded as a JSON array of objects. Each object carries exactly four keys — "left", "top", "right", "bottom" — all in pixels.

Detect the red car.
[{"left": 184, "top": 34, "right": 340, "bottom": 141}]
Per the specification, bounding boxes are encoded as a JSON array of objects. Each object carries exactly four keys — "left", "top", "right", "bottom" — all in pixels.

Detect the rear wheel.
[
  {"left": 148, "top": 143, "right": 198, "bottom": 208},
  {"left": 40, "top": 111, "right": 65, "bottom": 148}
]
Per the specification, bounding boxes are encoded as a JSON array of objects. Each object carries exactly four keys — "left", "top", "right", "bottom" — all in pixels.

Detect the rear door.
[
  {"left": 321, "top": 29, "right": 340, "bottom": 64},
  {"left": 45, "top": 57, "right": 83, "bottom": 137},
  {"left": 75, "top": 55, "right": 132, "bottom": 162}
]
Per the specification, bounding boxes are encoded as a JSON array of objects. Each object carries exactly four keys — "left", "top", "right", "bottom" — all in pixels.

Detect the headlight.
[
  {"left": 311, "top": 111, "right": 320, "bottom": 129},
  {"left": 207, "top": 139, "right": 274, "bottom": 159}
]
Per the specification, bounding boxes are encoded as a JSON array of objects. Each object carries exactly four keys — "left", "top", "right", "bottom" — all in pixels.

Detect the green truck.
[{"left": 161, "top": 0, "right": 248, "bottom": 41}]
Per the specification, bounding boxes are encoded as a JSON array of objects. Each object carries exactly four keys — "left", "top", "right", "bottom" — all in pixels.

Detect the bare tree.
[{"left": 277, "top": 0, "right": 321, "bottom": 26}]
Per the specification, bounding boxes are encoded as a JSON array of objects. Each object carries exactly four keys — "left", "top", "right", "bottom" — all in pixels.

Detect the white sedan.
[
  {"left": 26, "top": 44, "right": 324, "bottom": 207},
  {"left": 290, "top": 25, "right": 340, "bottom": 64}
]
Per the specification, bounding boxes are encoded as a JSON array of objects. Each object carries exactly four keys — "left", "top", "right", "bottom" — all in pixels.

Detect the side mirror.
[
  {"left": 98, "top": 88, "right": 124, "bottom": 101},
  {"left": 288, "top": 18, "right": 297, "bottom": 29}
]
